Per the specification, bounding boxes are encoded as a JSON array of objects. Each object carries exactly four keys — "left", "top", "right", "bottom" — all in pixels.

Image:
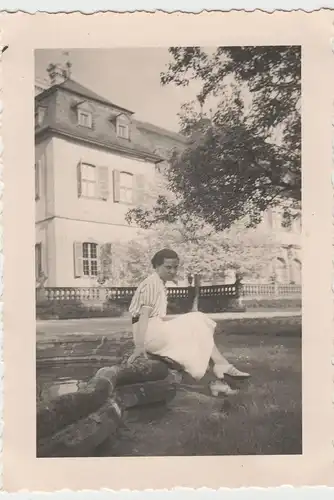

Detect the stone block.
[
  {"left": 38, "top": 398, "right": 122, "bottom": 457},
  {"left": 37, "top": 375, "right": 114, "bottom": 440}
]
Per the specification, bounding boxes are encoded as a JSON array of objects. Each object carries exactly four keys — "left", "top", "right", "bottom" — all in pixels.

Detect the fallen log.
[
  {"left": 116, "top": 379, "right": 176, "bottom": 409},
  {"left": 37, "top": 398, "right": 122, "bottom": 457},
  {"left": 116, "top": 358, "right": 169, "bottom": 386},
  {"left": 37, "top": 372, "right": 117, "bottom": 440},
  {"left": 37, "top": 358, "right": 177, "bottom": 457}
]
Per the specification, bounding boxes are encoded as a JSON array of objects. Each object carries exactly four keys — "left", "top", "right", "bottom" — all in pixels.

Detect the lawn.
[{"left": 96, "top": 315, "right": 302, "bottom": 457}]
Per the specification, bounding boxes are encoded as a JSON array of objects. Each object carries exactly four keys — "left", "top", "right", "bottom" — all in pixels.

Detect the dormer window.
[
  {"left": 117, "top": 122, "right": 129, "bottom": 139},
  {"left": 78, "top": 109, "right": 93, "bottom": 128},
  {"left": 116, "top": 114, "right": 130, "bottom": 140},
  {"left": 35, "top": 106, "right": 47, "bottom": 127},
  {"left": 74, "top": 100, "right": 94, "bottom": 129}
]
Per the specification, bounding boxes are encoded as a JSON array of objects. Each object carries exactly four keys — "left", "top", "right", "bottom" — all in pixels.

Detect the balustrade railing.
[
  {"left": 241, "top": 283, "right": 301, "bottom": 297},
  {"left": 36, "top": 283, "right": 301, "bottom": 304}
]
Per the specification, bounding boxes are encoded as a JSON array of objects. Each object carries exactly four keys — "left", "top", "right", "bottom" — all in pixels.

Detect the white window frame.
[
  {"left": 82, "top": 242, "right": 98, "bottom": 277},
  {"left": 78, "top": 109, "right": 93, "bottom": 129},
  {"left": 35, "top": 106, "right": 46, "bottom": 127},
  {"left": 116, "top": 115, "right": 130, "bottom": 140},
  {"left": 81, "top": 163, "right": 97, "bottom": 198},
  {"left": 119, "top": 171, "right": 134, "bottom": 204}
]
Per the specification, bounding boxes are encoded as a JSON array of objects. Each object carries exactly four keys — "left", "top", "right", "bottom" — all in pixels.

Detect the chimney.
[{"left": 47, "top": 62, "right": 70, "bottom": 86}]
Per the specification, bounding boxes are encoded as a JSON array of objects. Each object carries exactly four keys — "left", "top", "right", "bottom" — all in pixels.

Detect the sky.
[{"left": 35, "top": 48, "right": 204, "bottom": 133}]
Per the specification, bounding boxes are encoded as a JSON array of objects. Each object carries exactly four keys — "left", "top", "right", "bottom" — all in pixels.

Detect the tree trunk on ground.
[
  {"left": 116, "top": 359, "right": 169, "bottom": 386},
  {"left": 37, "top": 376, "right": 114, "bottom": 440},
  {"left": 116, "top": 379, "right": 176, "bottom": 409},
  {"left": 37, "top": 399, "right": 122, "bottom": 458}
]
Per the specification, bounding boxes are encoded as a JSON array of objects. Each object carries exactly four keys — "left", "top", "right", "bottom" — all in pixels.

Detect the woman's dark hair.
[{"left": 151, "top": 248, "right": 179, "bottom": 269}]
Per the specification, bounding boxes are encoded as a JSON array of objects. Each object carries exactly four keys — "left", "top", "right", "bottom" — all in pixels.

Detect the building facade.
[
  {"left": 35, "top": 68, "right": 188, "bottom": 287},
  {"left": 244, "top": 207, "right": 301, "bottom": 285},
  {"left": 35, "top": 67, "right": 301, "bottom": 288},
  {"left": 264, "top": 207, "right": 301, "bottom": 285}
]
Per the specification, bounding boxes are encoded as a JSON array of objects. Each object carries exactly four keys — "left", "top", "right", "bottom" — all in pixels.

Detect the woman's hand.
[{"left": 127, "top": 346, "right": 148, "bottom": 365}]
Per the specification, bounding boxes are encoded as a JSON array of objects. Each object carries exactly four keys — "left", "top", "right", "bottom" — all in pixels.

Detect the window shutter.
[
  {"left": 35, "top": 161, "right": 41, "bottom": 200},
  {"left": 134, "top": 174, "right": 146, "bottom": 205},
  {"left": 113, "top": 169, "right": 120, "bottom": 202},
  {"left": 73, "top": 241, "right": 83, "bottom": 277},
  {"left": 97, "top": 166, "right": 109, "bottom": 201},
  {"left": 77, "top": 161, "right": 82, "bottom": 198},
  {"left": 96, "top": 243, "right": 102, "bottom": 275},
  {"left": 35, "top": 243, "right": 42, "bottom": 278}
]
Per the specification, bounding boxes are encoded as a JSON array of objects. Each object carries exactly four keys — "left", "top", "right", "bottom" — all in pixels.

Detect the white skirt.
[{"left": 136, "top": 311, "right": 217, "bottom": 380}]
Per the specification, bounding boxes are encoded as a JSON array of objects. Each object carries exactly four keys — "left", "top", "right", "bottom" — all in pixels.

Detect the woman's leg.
[
  {"left": 211, "top": 344, "right": 231, "bottom": 372},
  {"left": 211, "top": 344, "right": 230, "bottom": 365},
  {"left": 209, "top": 342, "right": 250, "bottom": 396},
  {"left": 211, "top": 343, "right": 250, "bottom": 379}
]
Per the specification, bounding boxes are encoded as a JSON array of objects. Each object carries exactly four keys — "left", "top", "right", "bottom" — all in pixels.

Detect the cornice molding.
[{"left": 35, "top": 126, "right": 163, "bottom": 164}]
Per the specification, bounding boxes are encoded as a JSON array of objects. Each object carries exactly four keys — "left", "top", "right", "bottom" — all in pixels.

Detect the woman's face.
[{"left": 156, "top": 258, "right": 179, "bottom": 283}]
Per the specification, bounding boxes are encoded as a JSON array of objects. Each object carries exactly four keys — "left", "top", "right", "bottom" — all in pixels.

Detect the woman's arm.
[
  {"left": 128, "top": 305, "right": 152, "bottom": 363},
  {"left": 134, "top": 306, "right": 151, "bottom": 348}
]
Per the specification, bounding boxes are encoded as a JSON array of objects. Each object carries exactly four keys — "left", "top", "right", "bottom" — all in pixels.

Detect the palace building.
[
  {"left": 35, "top": 64, "right": 188, "bottom": 287},
  {"left": 35, "top": 64, "right": 301, "bottom": 288}
]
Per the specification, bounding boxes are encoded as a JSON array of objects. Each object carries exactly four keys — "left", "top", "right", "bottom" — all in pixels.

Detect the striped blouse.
[{"left": 129, "top": 272, "right": 168, "bottom": 319}]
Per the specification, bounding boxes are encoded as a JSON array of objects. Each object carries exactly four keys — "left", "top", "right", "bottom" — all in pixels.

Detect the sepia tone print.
[
  {"left": 3, "top": 10, "right": 333, "bottom": 491},
  {"left": 35, "top": 47, "right": 302, "bottom": 458}
]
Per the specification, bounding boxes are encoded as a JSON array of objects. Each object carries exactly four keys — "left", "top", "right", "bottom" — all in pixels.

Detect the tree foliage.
[
  {"left": 98, "top": 217, "right": 279, "bottom": 286},
  {"left": 127, "top": 46, "right": 301, "bottom": 231}
]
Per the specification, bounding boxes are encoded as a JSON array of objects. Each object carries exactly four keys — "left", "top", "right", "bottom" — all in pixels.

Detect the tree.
[
  {"left": 100, "top": 218, "right": 280, "bottom": 286},
  {"left": 127, "top": 46, "right": 301, "bottom": 232}
]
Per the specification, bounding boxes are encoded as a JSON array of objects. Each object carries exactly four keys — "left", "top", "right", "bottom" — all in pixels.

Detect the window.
[
  {"left": 78, "top": 110, "right": 93, "bottom": 128},
  {"left": 77, "top": 162, "right": 109, "bottom": 200},
  {"left": 35, "top": 243, "right": 42, "bottom": 278},
  {"left": 81, "top": 163, "right": 97, "bottom": 198},
  {"left": 82, "top": 242, "right": 98, "bottom": 277},
  {"left": 119, "top": 172, "right": 134, "bottom": 203},
  {"left": 74, "top": 241, "right": 101, "bottom": 278},
  {"left": 116, "top": 115, "right": 130, "bottom": 139},
  {"left": 113, "top": 170, "right": 145, "bottom": 205},
  {"left": 275, "top": 257, "right": 289, "bottom": 284},
  {"left": 35, "top": 161, "right": 41, "bottom": 200},
  {"left": 35, "top": 106, "right": 46, "bottom": 127},
  {"left": 290, "top": 259, "right": 301, "bottom": 285},
  {"left": 117, "top": 123, "right": 129, "bottom": 139}
]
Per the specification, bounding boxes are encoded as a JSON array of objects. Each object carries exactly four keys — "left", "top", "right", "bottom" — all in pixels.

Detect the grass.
[{"left": 96, "top": 316, "right": 302, "bottom": 456}]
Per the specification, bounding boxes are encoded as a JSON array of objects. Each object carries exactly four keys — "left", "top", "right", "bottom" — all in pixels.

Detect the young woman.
[{"left": 128, "top": 248, "right": 250, "bottom": 396}]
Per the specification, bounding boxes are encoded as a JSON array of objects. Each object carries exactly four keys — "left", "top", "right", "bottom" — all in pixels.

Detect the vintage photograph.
[{"left": 35, "top": 47, "right": 302, "bottom": 458}]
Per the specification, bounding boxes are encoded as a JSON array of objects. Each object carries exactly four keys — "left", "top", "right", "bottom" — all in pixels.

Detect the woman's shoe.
[
  {"left": 209, "top": 380, "right": 239, "bottom": 397},
  {"left": 224, "top": 365, "right": 250, "bottom": 379}
]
